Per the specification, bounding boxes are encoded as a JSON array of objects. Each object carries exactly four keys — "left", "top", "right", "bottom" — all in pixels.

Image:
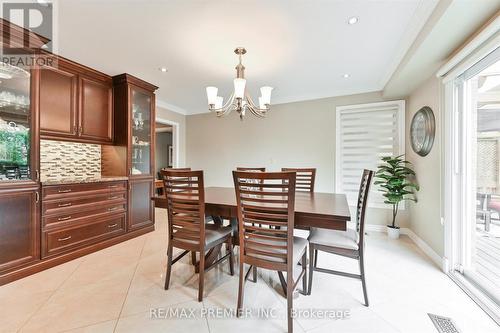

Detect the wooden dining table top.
[
  {"left": 205, "top": 187, "right": 350, "bottom": 219},
  {"left": 153, "top": 186, "right": 351, "bottom": 230}
]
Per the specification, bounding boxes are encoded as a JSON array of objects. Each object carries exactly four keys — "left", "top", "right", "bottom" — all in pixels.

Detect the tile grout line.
[
  {"left": 16, "top": 258, "right": 86, "bottom": 333},
  {"left": 112, "top": 235, "right": 148, "bottom": 333},
  {"left": 202, "top": 299, "right": 212, "bottom": 333}
]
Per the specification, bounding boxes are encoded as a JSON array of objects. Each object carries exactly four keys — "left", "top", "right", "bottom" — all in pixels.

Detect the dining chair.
[
  {"left": 233, "top": 170, "right": 307, "bottom": 333},
  {"left": 163, "top": 169, "right": 235, "bottom": 302},
  {"left": 281, "top": 168, "right": 316, "bottom": 192},
  {"left": 307, "top": 169, "right": 374, "bottom": 306},
  {"left": 161, "top": 168, "right": 199, "bottom": 264}
]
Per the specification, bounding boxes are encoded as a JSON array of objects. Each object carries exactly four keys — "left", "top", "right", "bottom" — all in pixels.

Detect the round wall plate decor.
[{"left": 410, "top": 106, "right": 435, "bottom": 157}]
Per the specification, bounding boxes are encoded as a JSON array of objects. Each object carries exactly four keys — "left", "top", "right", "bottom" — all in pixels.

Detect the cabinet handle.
[
  {"left": 58, "top": 203, "right": 72, "bottom": 207},
  {"left": 57, "top": 236, "right": 72, "bottom": 242},
  {"left": 109, "top": 185, "right": 119, "bottom": 188},
  {"left": 35, "top": 192, "right": 39, "bottom": 203},
  {"left": 35, "top": 170, "right": 39, "bottom": 181},
  {"left": 57, "top": 215, "right": 72, "bottom": 221},
  {"left": 108, "top": 207, "right": 120, "bottom": 212},
  {"left": 58, "top": 189, "right": 72, "bottom": 193},
  {"left": 108, "top": 223, "right": 118, "bottom": 228},
  {"left": 109, "top": 195, "right": 121, "bottom": 200}
]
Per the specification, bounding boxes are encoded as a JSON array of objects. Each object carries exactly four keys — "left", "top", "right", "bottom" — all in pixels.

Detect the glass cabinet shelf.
[
  {"left": 0, "top": 62, "right": 32, "bottom": 181},
  {"left": 130, "top": 89, "right": 152, "bottom": 176}
]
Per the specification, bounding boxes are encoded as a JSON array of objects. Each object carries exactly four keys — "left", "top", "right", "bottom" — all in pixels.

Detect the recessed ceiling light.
[
  {"left": 347, "top": 16, "right": 359, "bottom": 25},
  {"left": 343, "top": 74, "right": 350, "bottom": 78},
  {"left": 159, "top": 67, "right": 168, "bottom": 73}
]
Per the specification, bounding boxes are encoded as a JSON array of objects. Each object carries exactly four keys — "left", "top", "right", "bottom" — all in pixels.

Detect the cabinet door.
[
  {"left": 79, "top": 77, "right": 113, "bottom": 143},
  {"left": 129, "top": 87, "right": 153, "bottom": 177},
  {"left": 0, "top": 62, "right": 38, "bottom": 184},
  {"left": 128, "top": 179, "right": 153, "bottom": 231},
  {"left": 40, "top": 66, "right": 78, "bottom": 138},
  {"left": 0, "top": 189, "right": 39, "bottom": 273}
]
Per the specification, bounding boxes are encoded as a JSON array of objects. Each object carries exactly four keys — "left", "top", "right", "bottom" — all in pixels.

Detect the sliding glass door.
[{"left": 454, "top": 47, "right": 500, "bottom": 309}]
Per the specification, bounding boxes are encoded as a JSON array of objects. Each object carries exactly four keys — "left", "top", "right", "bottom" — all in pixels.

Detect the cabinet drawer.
[
  {"left": 43, "top": 181, "right": 127, "bottom": 200},
  {"left": 42, "top": 213, "right": 126, "bottom": 258},
  {"left": 43, "top": 202, "right": 127, "bottom": 228},
  {"left": 42, "top": 192, "right": 126, "bottom": 216}
]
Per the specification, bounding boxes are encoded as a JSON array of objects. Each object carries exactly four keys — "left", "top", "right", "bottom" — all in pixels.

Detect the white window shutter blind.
[{"left": 336, "top": 100, "right": 405, "bottom": 208}]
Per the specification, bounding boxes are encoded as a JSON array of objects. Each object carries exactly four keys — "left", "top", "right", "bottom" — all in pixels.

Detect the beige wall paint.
[
  {"left": 406, "top": 75, "right": 444, "bottom": 257},
  {"left": 156, "top": 106, "right": 187, "bottom": 167},
  {"left": 186, "top": 91, "right": 409, "bottom": 227}
]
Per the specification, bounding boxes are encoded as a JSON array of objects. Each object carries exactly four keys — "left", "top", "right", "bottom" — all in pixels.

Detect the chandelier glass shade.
[{"left": 206, "top": 47, "right": 273, "bottom": 120}]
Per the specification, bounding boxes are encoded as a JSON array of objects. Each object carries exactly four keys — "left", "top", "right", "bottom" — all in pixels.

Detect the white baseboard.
[{"left": 354, "top": 222, "right": 446, "bottom": 272}]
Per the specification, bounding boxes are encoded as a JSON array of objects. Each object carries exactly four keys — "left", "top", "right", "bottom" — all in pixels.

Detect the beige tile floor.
[{"left": 1, "top": 208, "right": 499, "bottom": 333}]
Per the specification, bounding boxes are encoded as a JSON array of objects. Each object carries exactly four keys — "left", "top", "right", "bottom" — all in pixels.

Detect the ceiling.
[
  {"left": 383, "top": 0, "right": 500, "bottom": 99},
  {"left": 55, "top": 0, "right": 438, "bottom": 114}
]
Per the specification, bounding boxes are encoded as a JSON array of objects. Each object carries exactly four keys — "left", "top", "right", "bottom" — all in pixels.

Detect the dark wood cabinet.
[
  {"left": 0, "top": 20, "right": 157, "bottom": 286},
  {"left": 41, "top": 181, "right": 127, "bottom": 258},
  {"left": 0, "top": 187, "right": 40, "bottom": 273},
  {"left": 39, "top": 64, "right": 78, "bottom": 139},
  {"left": 110, "top": 74, "right": 158, "bottom": 178},
  {"left": 39, "top": 58, "right": 113, "bottom": 144},
  {"left": 79, "top": 76, "right": 113, "bottom": 143},
  {"left": 128, "top": 178, "right": 154, "bottom": 231}
]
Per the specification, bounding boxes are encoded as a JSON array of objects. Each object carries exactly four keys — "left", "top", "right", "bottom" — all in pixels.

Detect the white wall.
[
  {"left": 186, "top": 91, "right": 409, "bottom": 227},
  {"left": 406, "top": 75, "right": 444, "bottom": 257}
]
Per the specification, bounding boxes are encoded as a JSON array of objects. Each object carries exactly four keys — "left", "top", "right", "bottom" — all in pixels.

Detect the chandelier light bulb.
[
  {"left": 233, "top": 78, "right": 246, "bottom": 99},
  {"left": 215, "top": 96, "right": 223, "bottom": 109},
  {"left": 260, "top": 86, "right": 273, "bottom": 105},
  {"left": 206, "top": 86, "right": 218, "bottom": 105}
]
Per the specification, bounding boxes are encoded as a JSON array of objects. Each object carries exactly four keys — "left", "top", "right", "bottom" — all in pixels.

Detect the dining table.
[{"left": 152, "top": 186, "right": 351, "bottom": 273}]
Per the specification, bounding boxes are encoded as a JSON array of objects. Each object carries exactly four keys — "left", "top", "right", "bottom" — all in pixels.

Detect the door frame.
[{"left": 155, "top": 117, "right": 179, "bottom": 168}]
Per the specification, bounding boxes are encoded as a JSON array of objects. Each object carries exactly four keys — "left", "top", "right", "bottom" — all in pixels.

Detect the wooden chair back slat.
[
  {"left": 281, "top": 168, "right": 316, "bottom": 192},
  {"left": 163, "top": 170, "right": 205, "bottom": 249},
  {"left": 356, "top": 169, "right": 374, "bottom": 247},
  {"left": 236, "top": 167, "right": 266, "bottom": 172},
  {"left": 233, "top": 171, "right": 296, "bottom": 270}
]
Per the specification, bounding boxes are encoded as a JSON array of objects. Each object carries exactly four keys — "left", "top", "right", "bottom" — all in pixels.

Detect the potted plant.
[{"left": 374, "top": 155, "right": 419, "bottom": 239}]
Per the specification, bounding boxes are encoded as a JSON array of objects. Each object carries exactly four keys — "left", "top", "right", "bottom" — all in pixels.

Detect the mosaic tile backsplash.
[{"left": 40, "top": 140, "right": 101, "bottom": 182}]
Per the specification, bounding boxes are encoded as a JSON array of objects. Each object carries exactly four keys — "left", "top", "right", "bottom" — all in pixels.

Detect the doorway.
[{"left": 155, "top": 117, "right": 179, "bottom": 176}]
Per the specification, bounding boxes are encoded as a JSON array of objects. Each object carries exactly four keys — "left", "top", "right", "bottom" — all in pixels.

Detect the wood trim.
[
  {"left": 0, "top": 18, "right": 50, "bottom": 50},
  {"left": 112, "top": 73, "right": 159, "bottom": 92},
  {"left": 38, "top": 50, "right": 112, "bottom": 83},
  {"left": 0, "top": 225, "right": 153, "bottom": 286}
]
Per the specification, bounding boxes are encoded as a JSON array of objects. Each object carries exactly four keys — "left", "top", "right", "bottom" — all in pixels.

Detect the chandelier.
[{"left": 206, "top": 47, "right": 273, "bottom": 120}]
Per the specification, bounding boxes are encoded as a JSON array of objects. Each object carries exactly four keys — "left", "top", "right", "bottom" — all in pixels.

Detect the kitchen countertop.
[{"left": 41, "top": 176, "right": 128, "bottom": 186}]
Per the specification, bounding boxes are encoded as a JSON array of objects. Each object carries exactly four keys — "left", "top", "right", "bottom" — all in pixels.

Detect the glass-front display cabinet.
[
  {"left": 0, "top": 62, "right": 35, "bottom": 183},
  {"left": 130, "top": 88, "right": 152, "bottom": 176}
]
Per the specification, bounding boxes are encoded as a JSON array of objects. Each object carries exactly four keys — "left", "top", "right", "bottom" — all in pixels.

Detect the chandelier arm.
[
  {"left": 245, "top": 92, "right": 269, "bottom": 113},
  {"left": 216, "top": 98, "right": 239, "bottom": 117},
  {"left": 247, "top": 104, "right": 266, "bottom": 118},
  {"left": 212, "top": 92, "right": 236, "bottom": 115}
]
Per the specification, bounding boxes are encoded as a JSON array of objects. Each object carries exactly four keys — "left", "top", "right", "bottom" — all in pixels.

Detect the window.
[{"left": 335, "top": 100, "right": 405, "bottom": 207}]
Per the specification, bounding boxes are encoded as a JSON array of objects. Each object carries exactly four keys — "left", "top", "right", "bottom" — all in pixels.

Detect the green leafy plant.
[{"left": 374, "top": 155, "right": 419, "bottom": 229}]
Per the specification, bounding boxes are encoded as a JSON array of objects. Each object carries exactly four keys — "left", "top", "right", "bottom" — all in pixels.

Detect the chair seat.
[
  {"left": 308, "top": 228, "right": 358, "bottom": 250},
  {"left": 174, "top": 219, "right": 232, "bottom": 248},
  {"left": 205, "top": 224, "right": 233, "bottom": 247},
  {"left": 246, "top": 235, "right": 308, "bottom": 264}
]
